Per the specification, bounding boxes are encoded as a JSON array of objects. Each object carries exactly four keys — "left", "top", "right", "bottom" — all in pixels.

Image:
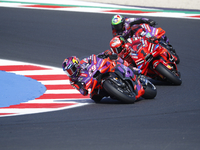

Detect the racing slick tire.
[
  {"left": 155, "top": 63, "right": 182, "bottom": 85},
  {"left": 103, "top": 79, "right": 136, "bottom": 104},
  {"left": 142, "top": 81, "right": 157, "bottom": 99}
]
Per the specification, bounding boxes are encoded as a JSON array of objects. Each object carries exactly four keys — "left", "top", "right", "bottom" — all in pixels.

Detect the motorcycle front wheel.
[
  {"left": 155, "top": 63, "right": 182, "bottom": 85},
  {"left": 103, "top": 79, "right": 136, "bottom": 104}
]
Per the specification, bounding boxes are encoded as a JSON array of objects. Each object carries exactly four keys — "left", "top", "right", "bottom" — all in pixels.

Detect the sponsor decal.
[
  {"left": 136, "top": 60, "right": 144, "bottom": 65},
  {"left": 166, "top": 65, "right": 172, "bottom": 69},
  {"left": 154, "top": 44, "right": 159, "bottom": 50},
  {"left": 145, "top": 32, "right": 152, "bottom": 38},
  {"left": 138, "top": 64, "right": 143, "bottom": 69},
  {"left": 146, "top": 24, "right": 151, "bottom": 32},
  {"left": 152, "top": 28, "right": 156, "bottom": 36},
  {"left": 141, "top": 38, "right": 146, "bottom": 47}
]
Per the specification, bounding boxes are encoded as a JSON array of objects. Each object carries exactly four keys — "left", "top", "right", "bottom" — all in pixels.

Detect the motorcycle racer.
[
  {"left": 111, "top": 14, "right": 179, "bottom": 63},
  {"left": 109, "top": 35, "right": 171, "bottom": 68},
  {"left": 109, "top": 35, "right": 140, "bottom": 67},
  {"left": 111, "top": 14, "right": 156, "bottom": 38},
  {"left": 62, "top": 54, "right": 145, "bottom": 102}
]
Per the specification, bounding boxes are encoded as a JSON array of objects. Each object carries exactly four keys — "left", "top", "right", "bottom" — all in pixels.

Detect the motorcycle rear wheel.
[
  {"left": 155, "top": 63, "right": 182, "bottom": 85},
  {"left": 103, "top": 79, "right": 136, "bottom": 104}
]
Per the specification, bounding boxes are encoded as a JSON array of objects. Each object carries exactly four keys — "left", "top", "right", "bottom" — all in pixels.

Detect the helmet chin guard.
[
  {"left": 62, "top": 56, "right": 80, "bottom": 77},
  {"left": 111, "top": 14, "right": 125, "bottom": 31}
]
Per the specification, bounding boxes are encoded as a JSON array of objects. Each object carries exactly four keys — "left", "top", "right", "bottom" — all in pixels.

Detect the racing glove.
[
  {"left": 109, "top": 54, "right": 118, "bottom": 60},
  {"left": 97, "top": 50, "right": 112, "bottom": 59},
  {"left": 73, "top": 81, "right": 88, "bottom": 96},
  {"left": 147, "top": 19, "right": 157, "bottom": 27}
]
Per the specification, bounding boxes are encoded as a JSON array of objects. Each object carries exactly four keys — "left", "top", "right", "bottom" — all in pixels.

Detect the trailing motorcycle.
[
  {"left": 130, "top": 23, "right": 180, "bottom": 64},
  {"left": 80, "top": 54, "right": 157, "bottom": 103},
  {"left": 121, "top": 37, "right": 182, "bottom": 85}
]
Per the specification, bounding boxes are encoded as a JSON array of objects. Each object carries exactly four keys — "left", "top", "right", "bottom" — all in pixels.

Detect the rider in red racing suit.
[{"left": 108, "top": 35, "right": 142, "bottom": 67}]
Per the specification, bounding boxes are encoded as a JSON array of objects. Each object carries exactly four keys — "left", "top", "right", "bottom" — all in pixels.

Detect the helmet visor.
[
  {"left": 117, "top": 46, "right": 123, "bottom": 53},
  {"left": 111, "top": 46, "right": 123, "bottom": 54},
  {"left": 65, "top": 64, "right": 77, "bottom": 76}
]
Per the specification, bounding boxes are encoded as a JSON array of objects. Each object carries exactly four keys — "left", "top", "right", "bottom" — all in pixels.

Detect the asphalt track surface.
[{"left": 0, "top": 7, "right": 200, "bottom": 150}]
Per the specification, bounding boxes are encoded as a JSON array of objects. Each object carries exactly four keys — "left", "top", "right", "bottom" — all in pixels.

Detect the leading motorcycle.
[{"left": 79, "top": 54, "right": 157, "bottom": 103}]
